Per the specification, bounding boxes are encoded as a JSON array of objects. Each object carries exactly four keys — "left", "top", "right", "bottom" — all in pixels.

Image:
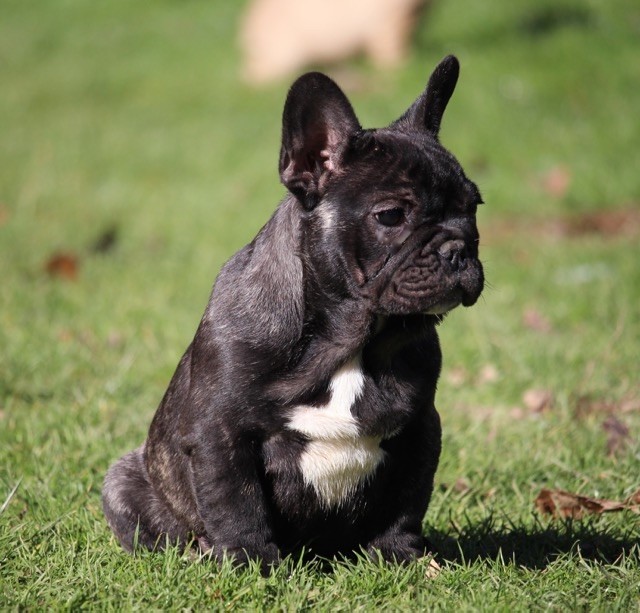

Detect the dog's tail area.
[{"left": 102, "top": 445, "right": 190, "bottom": 552}]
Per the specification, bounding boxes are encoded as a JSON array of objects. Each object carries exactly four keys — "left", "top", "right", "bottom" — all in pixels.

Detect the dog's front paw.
[
  {"left": 227, "top": 542, "right": 281, "bottom": 570},
  {"left": 365, "top": 532, "right": 430, "bottom": 564},
  {"left": 199, "top": 537, "right": 281, "bottom": 573}
]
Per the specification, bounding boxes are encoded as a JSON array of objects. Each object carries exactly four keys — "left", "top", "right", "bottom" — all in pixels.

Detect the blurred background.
[
  {"left": 1, "top": 0, "right": 638, "bottom": 471},
  {"left": 1, "top": 3, "right": 639, "bottom": 604}
]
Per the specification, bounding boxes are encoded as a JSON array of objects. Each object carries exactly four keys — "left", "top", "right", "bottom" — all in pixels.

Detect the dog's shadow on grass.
[{"left": 428, "top": 516, "right": 639, "bottom": 569}]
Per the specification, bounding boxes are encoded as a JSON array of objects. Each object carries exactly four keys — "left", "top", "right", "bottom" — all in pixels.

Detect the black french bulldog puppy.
[{"left": 103, "top": 55, "right": 484, "bottom": 569}]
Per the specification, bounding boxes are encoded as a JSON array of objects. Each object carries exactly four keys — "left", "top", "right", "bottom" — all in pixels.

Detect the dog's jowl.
[{"left": 103, "top": 55, "right": 484, "bottom": 569}]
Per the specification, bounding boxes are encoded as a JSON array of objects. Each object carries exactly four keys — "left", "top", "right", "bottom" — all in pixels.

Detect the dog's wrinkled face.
[
  {"left": 313, "top": 130, "right": 483, "bottom": 316},
  {"left": 279, "top": 55, "right": 483, "bottom": 317}
]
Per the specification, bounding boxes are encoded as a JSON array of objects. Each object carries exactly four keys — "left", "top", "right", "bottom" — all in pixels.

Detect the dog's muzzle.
[{"left": 375, "top": 227, "right": 484, "bottom": 316}]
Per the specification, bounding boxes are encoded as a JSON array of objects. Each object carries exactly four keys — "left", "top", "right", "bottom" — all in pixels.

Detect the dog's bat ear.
[
  {"left": 280, "top": 72, "right": 361, "bottom": 210},
  {"left": 393, "top": 55, "right": 460, "bottom": 138}
]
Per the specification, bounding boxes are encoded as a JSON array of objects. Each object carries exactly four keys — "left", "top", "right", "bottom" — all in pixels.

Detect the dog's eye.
[{"left": 375, "top": 208, "right": 405, "bottom": 227}]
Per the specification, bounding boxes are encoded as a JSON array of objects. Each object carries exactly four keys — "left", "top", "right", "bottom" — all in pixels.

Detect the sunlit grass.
[{"left": 1, "top": 0, "right": 639, "bottom": 608}]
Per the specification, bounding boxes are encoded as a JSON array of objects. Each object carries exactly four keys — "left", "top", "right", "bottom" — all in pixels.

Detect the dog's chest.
[{"left": 286, "top": 357, "right": 385, "bottom": 508}]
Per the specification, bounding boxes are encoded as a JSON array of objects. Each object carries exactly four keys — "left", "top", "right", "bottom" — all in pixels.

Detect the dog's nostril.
[{"left": 438, "top": 240, "right": 466, "bottom": 268}]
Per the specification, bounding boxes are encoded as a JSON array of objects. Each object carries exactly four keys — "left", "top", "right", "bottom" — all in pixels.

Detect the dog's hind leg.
[{"left": 102, "top": 445, "right": 190, "bottom": 552}]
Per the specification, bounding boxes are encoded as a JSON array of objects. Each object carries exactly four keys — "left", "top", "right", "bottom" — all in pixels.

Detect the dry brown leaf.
[
  {"left": 625, "top": 489, "right": 640, "bottom": 506},
  {"left": 540, "top": 166, "right": 572, "bottom": 198},
  {"left": 478, "top": 364, "right": 499, "bottom": 384},
  {"left": 535, "top": 488, "right": 640, "bottom": 519},
  {"left": 574, "top": 394, "right": 640, "bottom": 418},
  {"left": 523, "top": 389, "right": 554, "bottom": 414},
  {"left": 453, "top": 478, "right": 471, "bottom": 494},
  {"left": 45, "top": 252, "right": 79, "bottom": 280},
  {"left": 424, "top": 557, "right": 442, "bottom": 579},
  {"left": 620, "top": 397, "right": 640, "bottom": 413},
  {"left": 481, "top": 207, "right": 640, "bottom": 245},
  {"left": 602, "top": 415, "right": 631, "bottom": 457},
  {"left": 573, "top": 395, "right": 607, "bottom": 417},
  {"left": 57, "top": 328, "right": 74, "bottom": 343},
  {"left": 523, "top": 307, "right": 553, "bottom": 333},
  {"left": 484, "top": 486, "right": 498, "bottom": 501},
  {"left": 563, "top": 208, "right": 640, "bottom": 238},
  {"left": 107, "top": 330, "right": 125, "bottom": 348},
  {"left": 446, "top": 366, "right": 467, "bottom": 387}
]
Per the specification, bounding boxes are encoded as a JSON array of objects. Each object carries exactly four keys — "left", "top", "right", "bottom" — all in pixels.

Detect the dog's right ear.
[
  {"left": 279, "top": 73, "right": 361, "bottom": 210},
  {"left": 392, "top": 55, "right": 460, "bottom": 139}
]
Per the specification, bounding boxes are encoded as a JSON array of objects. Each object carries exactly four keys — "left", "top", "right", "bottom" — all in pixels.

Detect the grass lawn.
[{"left": 1, "top": 0, "right": 639, "bottom": 609}]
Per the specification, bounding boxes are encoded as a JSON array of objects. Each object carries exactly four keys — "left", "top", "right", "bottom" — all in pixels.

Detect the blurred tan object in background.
[{"left": 240, "top": 0, "right": 427, "bottom": 85}]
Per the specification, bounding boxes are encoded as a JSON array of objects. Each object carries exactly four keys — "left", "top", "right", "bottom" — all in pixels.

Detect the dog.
[
  {"left": 239, "top": 0, "right": 428, "bottom": 84},
  {"left": 102, "top": 55, "right": 484, "bottom": 570}
]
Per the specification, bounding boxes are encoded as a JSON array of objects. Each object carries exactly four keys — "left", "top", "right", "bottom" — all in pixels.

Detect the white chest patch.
[{"left": 287, "top": 356, "right": 385, "bottom": 508}]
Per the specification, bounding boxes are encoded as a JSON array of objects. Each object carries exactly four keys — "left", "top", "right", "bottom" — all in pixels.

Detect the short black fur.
[{"left": 103, "top": 55, "right": 484, "bottom": 571}]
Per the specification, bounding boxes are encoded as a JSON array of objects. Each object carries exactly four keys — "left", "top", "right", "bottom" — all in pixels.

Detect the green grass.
[{"left": 1, "top": 0, "right": 639, "bottom": 608}]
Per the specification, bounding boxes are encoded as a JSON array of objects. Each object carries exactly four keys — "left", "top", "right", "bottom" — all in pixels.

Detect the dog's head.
[{"left": 279, "top": 56, "right": 483, "bottom": 316}]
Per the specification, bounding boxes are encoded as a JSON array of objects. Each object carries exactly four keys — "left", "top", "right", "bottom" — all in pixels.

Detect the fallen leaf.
[
  {"left": 478, "top": 364, "right": 499, "bottom": 384},
  {"left": 453, "top": 478, "right": 471, "bottom": 494},
  {"left": 573, "top": 394, "right": 640, "bottom": 418},
  {"left": 446, "top": 367, "right": 467, "bottom": 387},
  {"left": 91, "top": 225, "right": 119, "bottom": 254},
  {"left": 57, "top": 328, "right": 74, "bottom": 343},
  {"left": 424, "top": 557, "right": 442, "bottom": 579},
  {"left": 602, "top": 416, "right": 631, "bottom": 457},
  {"left": 45, "top": 252, "right": 79, "bottom": 280},
  {"left": 107, "top": 330, "right": 125, "bottom": 348},
  {"left": 626, "top": 489, "right": 640, "bottom": 506},
  {"left": 620, "top": 397, "right": 640, "bottom": 413},
  {"left": 481, "top": 207, "right": 640, "bottom": 245},
  {"left": 541, "top": 166, "right": 572, "bottom": 198},
  {"left": 483, "top": 487, "right": 498, "bottom": 501},
  {"left": 0, "top": 203, "right": 9, "bottom": 226},
  {"left": 523, "top": 307, "right": 552, "bottom": 333},
  {"left": 523, "top": 389, "right": 554, "bottom": 413},
  {"left": 563, "top": 208, "right": 640, "bottom": 238},
  {"left": 535, "top": 488, "right": 640, "bottom": 519}
]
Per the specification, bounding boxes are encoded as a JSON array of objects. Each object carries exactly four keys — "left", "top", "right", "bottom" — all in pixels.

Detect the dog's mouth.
[{"left": 372, "top": 229, "right": 484, "bottom": 316}]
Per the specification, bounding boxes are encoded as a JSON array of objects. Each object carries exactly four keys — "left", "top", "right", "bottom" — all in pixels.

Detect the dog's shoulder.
[{"left": 203, "top": 196, "right": 305, "bottom": 350}]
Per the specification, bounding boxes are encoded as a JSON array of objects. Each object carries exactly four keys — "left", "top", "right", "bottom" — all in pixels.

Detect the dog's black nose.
[{"left": 438, "top": 239, "right": 466, "bottom": 270}]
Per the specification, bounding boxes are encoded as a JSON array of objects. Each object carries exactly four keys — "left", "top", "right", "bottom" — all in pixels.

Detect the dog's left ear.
[
  {"left": 280, "top": 73, "right": 361, "bottom": 210},
  {"left": 393, "top": 55, "right": 460, "bottom": 138}
]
